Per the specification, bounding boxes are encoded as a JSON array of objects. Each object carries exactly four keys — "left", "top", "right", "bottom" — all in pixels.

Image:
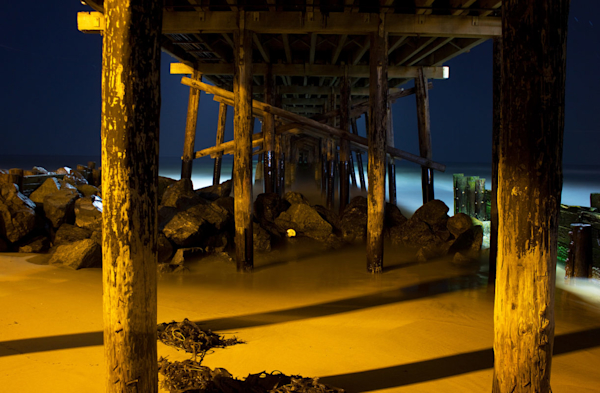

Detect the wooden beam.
[
  {"left": 170, "top": 62, "right": 449, "bottom": 79},
  {"left": 479, "top": 0, "right": 502, "bottom": 17},
  {"left": 339, "top": 70, "right": 351, "bottom": 213},
  {"left": 367, "top": 17, "right": 388, "bottom": 274},
  {"left": 79, "top": 11, "right": 502, "bottom": 38},
  {"left": 415, "top": 68, "right": 434, "bottom": 204},
  {"left": 415, "top": 0, "right": 435, "bottom": 15},
  {"left": 282, "top": 98, "right": 327, "bottom": 105},
  {"left": 394, "top": 36, "right": 436, "bottom": 65},
  {"left": 101, "top": 0, "right": 161, "bottom": 391},
  {"left": 212, "top": 102, "right": 227, "bottom": 185},
  {"left": 449, "top": 0, "right": 477, "bottom": 16},
  {"left": 195, "top": 133, "right": 263, "bottom": 159},
  {"left": 388, "top": 35, "right": 408, "bottom": 55},
  {"left": 332, "top": 34, "right": 348, "bottom": 65},
  {"left": 181, "top": 77, "right": 445, "bottom": 171},
  {"left": 263, "top": 64, "right": 276, "bottom": 193},
  {"left": 407, "top": 37, "right": 454, "bottom": 66},
  {"left": 352, "top": 36, "right": 371, "bottom": 65},
  {"left": 181, "top": 71, "right": 202, "bottom": 179},
  {"left": 282, "top": 34, "right": 293, "bottom": 64},
  {"left": 233, "top": 13, "right": 253, "bottom": 272},
  {"left": 493, "top": 1, "right": 569, "bottom": 391},
  {"left": 253, "top": 33, "right": 270, "bottom": 63},
  {"left": 309, "top": 33, "right": 317, "bottom": 64}
]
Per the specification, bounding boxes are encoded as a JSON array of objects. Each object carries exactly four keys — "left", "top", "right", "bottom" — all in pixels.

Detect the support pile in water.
[{"left": 158, "top": 358, "right": 345, "bottom": 393}]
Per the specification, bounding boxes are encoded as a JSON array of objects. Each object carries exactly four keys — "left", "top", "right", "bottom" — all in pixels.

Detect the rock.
[
  {"left": 193, "top": 202, "right": 231, "bottom": 232},
  {"left": 447, "top": 213, "right": 473, "bottom": 238},
  {"left": 54, "top": 224, "right": 92, "bottom": 246},
  {"left": 55, "top": 167, "right": 71, "bottom": 175},
  {"left": 157, "top": 233, "right": 174, "bottom": 264},
  {"left": 170, "top": 247, "right": 204, "bottom": 265},
  {"left": 416, "top": 241, "right": 446, "bottom": 262},
  {"left": 275, "top": 203, "right": 332, "bottom": 242},
  {"left": 0, "top": 183, "right": 37, "bottom": 243},
  {"left": 411, "top": 199, "right": 450, "bottom": 227},
  {"left": 32, "top": 166, "right": 49, "bottom": 175},
  {"left": 204, "top": 232, "right": 230, "bottom": 254},
  {"left": 76, "top": 184, "right": 101, "bottom": 197},
  {"left": 339, "top": 196, "right": 368, "bottom": 243},
  {"left": 75, "top": 195, "right": 102, "bottom": 231},
  {"left": 385, "top": 203, "right": 408, "bottom": 228},
  {"left": 213, "top": 196, "right": 234, "bottom": 216},
  {"left": 19, "top": 235, "right": 51, "bottom": 253},
  {"left": 161, "top": 208, "right": 208, "bottom": 247},
  {"left": 448, "top": 226, "right": 483, "bottom": 257},
  {"left": 451, "top": 251, "right": 479, "bottom": 267},
  {"left": 254, "top": 193, "right": 289, "bottom": 223},
  {"left": 49, "top": 239, "right": 101, "bottom": 269},
  {"left": 253, "top": 222, "right": 272, "bottom": 252},
  {"left": 283, "top": 191, "right": 309, "bottom": 205},
  {"left": 158, "top": 176, "right": 177, "bottom": 202},
  {"left": 90, "top": 230, "right": 102, "bottom": 246},
  {"left": 29, "top": 177, "right": 61, "bottom": 206},
  {"left": 393, "top": 219, "right": 436, "bottom": 248},
  {"left": 44, "top": 189, "right": 80, "bottom": 228},
  {"left": 161, "top": 179, "right": 203, "bottom": 210},
  {"left": 196, "top": 180, "right": 232, "bottom": 201},
  {"left": 313, "top": 205, "right": 341, "bottom": 234}
]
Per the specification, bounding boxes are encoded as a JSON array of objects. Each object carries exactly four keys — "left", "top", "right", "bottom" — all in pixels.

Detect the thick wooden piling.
[
  {"left": 387, "top": 104, "right": 397, "bottom": 205},
  {"left": 565, "top": 223, "right": 593, "bottom": 279},
  {"left": 490, "top": 36, "right": 501, "bottom": 284},
  {"left": 351, "top": 118, "right": 367, "bottom": 192},
  {"left": 475, "top": 178, "right": 486, "bottom": 220},
  {"left": 367, "top": 16, "right": 388, "bottom": 274},
  {"left": 101, "top": 0, "right": 162, "bottom": 391},
  {"left": 339, "top": 71, "right": 351, "bottom": 213},
  {"left": 181, "top": 70, "right": 202, "bottom": 180},
  {"left": 213, "top": 102, "right": 227, "bottom": 185},
  {"left": 467, "top": 176, "right": 478, "bottom": 216},
  {"left": 233, "top": 13, "right": 253, "bottom": 272},
  {"left": 263, "top": 64, "right": 276, "bottom": 193},
  {"left": 453, "top": 173, "right": 464, "bottom": 214},
  {"left": 415, "top": 67, "right": 434, "bottom": 204},
  {"left": 492, "top": 2, "right": 569, "bottom": 391}
]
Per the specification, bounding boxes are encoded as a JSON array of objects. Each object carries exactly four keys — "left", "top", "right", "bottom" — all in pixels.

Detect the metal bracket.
[
  {"left": 417, "top": 15, "right": 426, "bottom": 25},
  {"left": 252, "top": 12, "right": 260, "bottom": 22},
  {"left": 198, "top": 11, "right": 205, "bottom": 22},
  {"left": 472, "top": 16, "right": 479, "bottom": 26}
]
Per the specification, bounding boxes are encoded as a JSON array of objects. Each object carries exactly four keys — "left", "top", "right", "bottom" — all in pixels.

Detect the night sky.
[{"left": 1, "top": 2, "right": 598, "bottom": 166}]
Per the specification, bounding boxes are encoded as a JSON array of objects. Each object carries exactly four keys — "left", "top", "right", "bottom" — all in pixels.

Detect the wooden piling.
[
  {"left": 415, "top": 67, "right": 434, "bottom": 204},
  {"left": 263, "top": 64, "right": 276, "bottom": 193},
  {"left": 492, "top": 2, "right": 569, "bottom": 391},
  {"left": 490, "top": 36, "right": 501, "bottom": 284},
  {"left": 591, "top": 193, "right": 600, "bottom": 209},
  {"left": 339, "top": 70, "right": 351, "bottom": 213},
  {"left": 101, "top": 0, "right": 162, "bottom": 391},
  {"left": 453, "top": 173, "right": 464, "bottom": 214},
  {"left": 233, "top": 13, "right": 253, "bottom": 272},
  {"left": 467, "top": 176, "right": 478, "bottom": 217},
  {"left": 565, "top": 223, "right": 593, "bottom": 279},
  {"left": 181, "top": 70, "right": 202, "bottom": 180},
  {"left": 8, "top": 168, "right": 23, "bottom": 191},
  {"left": 475, "top": 178, "right": 486, "bottom": 220},
  {"left": 387, "top": 104, "right": 397, "bottom": 205},
  {"left": 213, "top": 102, "right": 227, "bottom": 185},
  {"left": 367, "top": 16, "right": 388, "bottom": 274},
  {"left": 351, "top": 118, "right": 367, "bottom": 192},
  {"left": 456, "top": 175, "right": 467, "bottom": 214},
  {"left": 87, "top": 161, "right": 96, "bottom": 170}
]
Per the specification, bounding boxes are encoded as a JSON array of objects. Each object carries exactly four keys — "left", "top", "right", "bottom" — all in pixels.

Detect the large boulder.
[
  {"left": 19, "top": 235, "right": 51, "bottom": 253},
  {"left": 0, "top": 183, "right": 37, "bottom": 243},
  {"left": 49, "top": 239, "right": 101, "bottom": 269},
  {"left": 29, "top": 177, "right": 61, "bottom": 206},
  {"left": 339, "top": 196, "right": 368, "bottom": 243},
  {"left": 54, "top": 223, "right": 92, "bottom": 246},
  {"left": 275, "top": 203, "right": 332, "bottom": 242},
  {"left": 389, "top": 219, "right": 435, "bottom": 248},
  {"left": 157, "top": 233, "right": 174, "bottom": 264},
  {"left": 447, "top": 213, "right": 473, "bottom": 238},
  {"left": 253, "top": 222, "right": 272, "bottom": 252},
  {"left": 158, "top": 176, "right": 178, "bottom": 202},
  {"left": 254, "top": 193, "right": 289, "bottom": 223},
  {"left": 196, "top": 180, "right": 232, "bottom": 201},
  {"left": 76, "top": 184, "right": 101, "bottom": 198},
  {"left": 161, "top": 203, "right": 229, "bottom": 247},
  {"left": 161, "top": 179, "right": 202, "bottom": 210},
  {"left": 411, "top": 199, "right": 450, "bottom": 228},
  {"left": 313, "top": 205, "right": 341, "bottom": 234},
  {"left": 74, "top": 195, "right": 103, "bottom": 231},
  {"left": 44, "top": 189, "right": 80, "bottom": 228},
  {"left": 385, "top": 203, "right": 408, "bottom": 228},
  {"left": 283, "top": 191, "right": 309, "bottom": 206},
  {"left": 448, "top": 225, "right": 483, "bottom": 257}
]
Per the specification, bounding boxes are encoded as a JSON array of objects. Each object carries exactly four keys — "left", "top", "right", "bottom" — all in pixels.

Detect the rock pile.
[{"left": 0, "top": 166, "right": 483, "bottom": 270}]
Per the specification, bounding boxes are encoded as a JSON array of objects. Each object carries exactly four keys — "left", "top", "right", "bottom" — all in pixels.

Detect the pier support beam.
[
  {"left": 181, "top": 70, "right": 201, "bottom": 180},
  {"left": 387, "top": 104, "right": 397, "bottom": 205},
  {"left": 489, "top": 36, "right": 501, "bottom": 283},
  {"left": 101, "top": 0, "right": 162, "bottom": 392},
  {"left": 233, "top": 13, "right": 254, "bottom": 272},
  {"left": 351, "top": 118, "right": 367, "bottom": 192},
  {"left": 492, "top": 1, "right": 569, "bottom": 391},
  {"left": 339, "top": 70, "right": 351, "bottom": 213},
  {"left": 416, "top": 67, "right": 434, "bottom": 204},
  {"left": 263, "top": 64, "right": 276, "bottom": 193},
  {"left": 213, "top": 102, "right": 227, "bottom": 185},
  {"left": 367, "top": 15, "right": 388, "bottom": 274}
]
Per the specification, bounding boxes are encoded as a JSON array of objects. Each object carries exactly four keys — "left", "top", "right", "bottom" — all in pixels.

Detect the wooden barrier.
[
  {"left": 453, "top": 173, "right": 489, "bottom": 220},
  {"left": 565, "top": 223, "right": 593, "bottom": 280},
  {"left": 558, "top": 203, "right": 600, "bottom": 279}
]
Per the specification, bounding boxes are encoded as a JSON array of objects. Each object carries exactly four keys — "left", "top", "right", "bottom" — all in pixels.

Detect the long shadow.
[
  {"left": 320, "top": 327, "right": 600, "bottom": 392},
  {"left": 0, "top": 274, "right": 480, "bottom": 357}
]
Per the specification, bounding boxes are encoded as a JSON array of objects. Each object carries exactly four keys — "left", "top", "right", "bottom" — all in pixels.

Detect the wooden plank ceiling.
[{"left": 81, "top": 0, "right": 501, "bottom": 116}]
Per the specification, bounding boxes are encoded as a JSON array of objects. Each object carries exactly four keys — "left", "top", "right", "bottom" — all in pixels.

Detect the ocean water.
[{"left": 2, "top": 154, "right": 598, "bottom": 216}]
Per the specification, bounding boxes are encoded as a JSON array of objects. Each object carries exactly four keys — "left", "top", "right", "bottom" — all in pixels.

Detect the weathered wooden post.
[
  {"left": 213, "top": 102, "right": 227, "bottom": 185},
  {"left": 233, "top": 11, "right": 254, "bottom": 272},
  {"left": 101, "top": 0, "right": 162, "bottom": 391},
  {"left": 490, "top": 36, "right": 501, "bottom": 284},
  {"left": 263, "top": 64, "right": 276, "bottom": 193},
  {"left": 181, "top": 70, "right": 202, "bottom": 180},
  {"left": 467, "top": 176, "right": 478, "bottom": 216},
  {"left": 565, "top": 223, "right": 593, "bottom": 279},
  {"left": 320, "top": 138, "right": 327, "bottom": 199},
  {"left": 475, "top": 178, "right": 486, "bottom": 220},
  {"left": 456, "top": 175, "right": 467, "bottom": 214},
  {"left": 387, "top": 104, "right": 397, "bottom": 205},
  {"left": 351, "top": 118, "right": 367, "bottom": 192},
  {"left": 591, "top": 193, "right": 600, "bottom": 209},
  {"left": 453, "top": 173, "right": 464, "bottom": 214},
  {"left": 492, "top": 1, "right": 569, "bottom": 392},
  {"left": 367, "top": 14, "right": 388, "bottom": 274},
  {"left": 415, "top": 67, "right": 434, "bottom": 204},
  {"left": 339, "top": 69, "right": 351, "bottom": 213}
]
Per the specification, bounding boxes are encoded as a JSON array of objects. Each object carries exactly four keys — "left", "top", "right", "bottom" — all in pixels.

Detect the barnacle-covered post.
[
  {"left": 101, "top": 0, "right": 162, "bottom": 391},
  {"left": 367, "top": 14, "right": 388, "bottom": 273}
]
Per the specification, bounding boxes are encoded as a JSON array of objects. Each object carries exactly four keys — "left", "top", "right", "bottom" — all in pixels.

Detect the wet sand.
[{"left": 1, "top": 244, "right": 599, "bottom": 393}]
